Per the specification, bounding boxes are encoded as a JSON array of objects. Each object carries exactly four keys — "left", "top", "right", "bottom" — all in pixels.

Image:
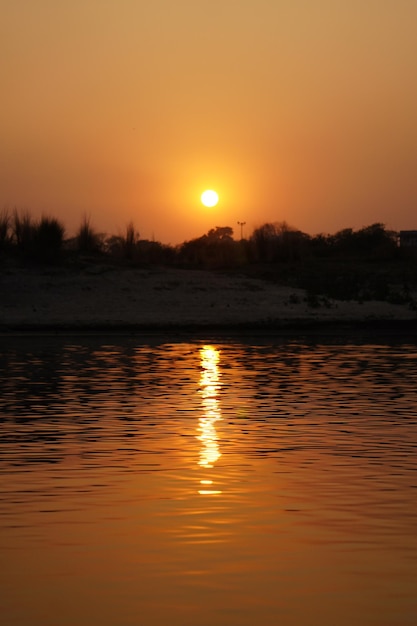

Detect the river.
[{"left": 1, "top": 335, "right": 416, "bottom": 625}]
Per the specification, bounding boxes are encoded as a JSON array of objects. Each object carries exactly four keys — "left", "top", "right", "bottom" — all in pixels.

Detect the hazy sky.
[{"left": 2, "top": 1, "right": 417, "bottom": 243}]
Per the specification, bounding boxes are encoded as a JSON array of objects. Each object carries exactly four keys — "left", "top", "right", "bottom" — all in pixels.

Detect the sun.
[{"left": 201, "top": 189, "right": 219, "bottom": 208}]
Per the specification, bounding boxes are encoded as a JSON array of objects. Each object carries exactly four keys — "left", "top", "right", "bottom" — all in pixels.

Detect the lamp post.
[{"left": 237, "top": 221, "right": 246, "bottom": 240}]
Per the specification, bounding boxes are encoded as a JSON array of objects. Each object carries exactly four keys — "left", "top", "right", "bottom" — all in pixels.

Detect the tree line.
[
  {"left": 0, "top": 208, "right": 407, "bottom": 266},
  {"left": 0, "top": 209, "right": 401, "bottom": 269}
]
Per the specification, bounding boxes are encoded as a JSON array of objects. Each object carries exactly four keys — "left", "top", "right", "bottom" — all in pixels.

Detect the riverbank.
[{"left": 1, "top": 265, "right": 416, "bottom": 333}]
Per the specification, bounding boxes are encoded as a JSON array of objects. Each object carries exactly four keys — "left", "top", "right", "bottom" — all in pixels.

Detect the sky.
[{"left": 2, "top": 0, "right": 417, "bottom": 244}]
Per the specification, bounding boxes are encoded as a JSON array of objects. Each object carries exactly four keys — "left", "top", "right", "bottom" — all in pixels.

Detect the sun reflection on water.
[{"left": 198, "top": 345, "right": 222, "bottom": 494}]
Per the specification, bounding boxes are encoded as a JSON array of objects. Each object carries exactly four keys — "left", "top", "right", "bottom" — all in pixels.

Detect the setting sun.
[{"left": 201, "top": 190, "right": 219, "bottom": 208}]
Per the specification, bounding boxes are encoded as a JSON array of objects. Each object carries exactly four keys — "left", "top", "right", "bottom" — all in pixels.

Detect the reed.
[
  {"left": 122, "top": 221, "right": 139, "bottom": 260},
  {"left": 12, "top": 209, "right": 35, "bottom": 253},
  {"left": 76, "top": 215, "right": 101, "bottom": 254},
  {"left": 0, "top": 208, "right": 10, "bottom": 250}
]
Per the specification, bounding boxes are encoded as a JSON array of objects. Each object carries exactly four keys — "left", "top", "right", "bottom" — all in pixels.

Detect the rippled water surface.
[{"left": 1, "top": 335, "right": 417, "bottom": 626}]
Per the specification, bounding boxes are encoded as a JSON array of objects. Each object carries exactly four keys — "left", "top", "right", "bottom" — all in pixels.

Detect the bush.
[
  {"left": 33, "top": 216, "right": 65, "bottom": 263},
  {"left": 9, "top": 211, "right": 65, "bottom": 263}
]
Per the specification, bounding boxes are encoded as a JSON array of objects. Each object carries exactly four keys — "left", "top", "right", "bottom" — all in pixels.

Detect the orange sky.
[{"left": 2, "top": 1, "right": 417, "bottom": 244}]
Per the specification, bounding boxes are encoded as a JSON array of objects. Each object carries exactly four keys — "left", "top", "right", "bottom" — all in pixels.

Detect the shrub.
[{"left": 33, "top": 216, "right": 65, "bottom": 263}]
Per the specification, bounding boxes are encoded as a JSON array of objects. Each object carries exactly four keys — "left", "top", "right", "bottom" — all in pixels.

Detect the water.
[{"left": 1, "top": 335, "right": 417, "bottom": 626}]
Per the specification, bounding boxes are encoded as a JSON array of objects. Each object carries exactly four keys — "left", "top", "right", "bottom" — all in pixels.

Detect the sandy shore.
[{"left": 1, "top": 265, "right": 416, "bottom": 333}]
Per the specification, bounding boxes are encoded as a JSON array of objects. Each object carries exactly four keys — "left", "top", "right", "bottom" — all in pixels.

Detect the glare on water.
[
  {"left": 0, "top": 337, "right": 417, "bottom": 626},
  {"left": 198, "top": 346, "right": 222, "bottom": 485}
]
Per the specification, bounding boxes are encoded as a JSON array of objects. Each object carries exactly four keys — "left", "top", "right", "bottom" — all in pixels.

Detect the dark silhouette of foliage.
[
  {"left": 8, "top": 210, "right": 65, "bottom": 263},
  {"left": 328, "top": 223, "right": 397, "bottom": 259},
  {"left": 179, "top": 226, "right": 241, "bottom": 269},
  {"left": 12, "top": 209, "right": 35, "bottom": 255},
  {"left": 250, "top": 221, "right": 308, "bottom": 262},
  {"left": 0, "top": 209, "right": 11, "bottom": 252},
  {"left": 206, "top": 226, "right": 234, "bottom": 242},
  {"left": 104, "top": 234, "right": 124, "bottom": 259},
  {"left": 309, "top": 233, "right": 333, "bottom": 257},
  {"left": 105, "top": 221, "right": 140, "bottom": 263},
  {"left": 123, "top": 221, "right": 139, "bottom": 260},
  {"left": 76, "top": 215, "right": 102, "bottom": 255},
  {"left": 33, "top": 216, "right": 65, "bottom": 263},
  {"left": 137, "top": 239, "right": 176, "bottom": 265}
]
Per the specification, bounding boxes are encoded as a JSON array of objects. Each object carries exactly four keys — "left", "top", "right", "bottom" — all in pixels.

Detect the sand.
[{"left": 1, "top": 265, "right": 416, "bottom": 332}]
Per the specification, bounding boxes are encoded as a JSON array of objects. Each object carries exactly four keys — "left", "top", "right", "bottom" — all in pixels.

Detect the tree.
[
  {"left": 250, "top": 221, "right": 307, "bottom": 262},
  {"left": 179, "top": 226, "right": 238, "bottom": 268},
  {"left": 206, "top": 226, "right": 234, "bottom": 242}
]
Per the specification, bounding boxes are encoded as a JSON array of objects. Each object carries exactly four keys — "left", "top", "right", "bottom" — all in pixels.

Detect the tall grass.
[
  {"left": 0, "top": 209, "right": 10, "bottom": 251},
  {"left": 102, "top": 221, "right": 140, "bottom": 262},
  {"left": 76, "top": 215, "right": 101, "bottom": 254},
  {"left": 12, "top": 209, "right": 35, "bottom": 255},
  {"left": 123, "top": 221, "right": 139, "bottom": 260},
  {"left": 10, "top": 210, "right": 65, "bottom": 263},
  {"left": 34, "top": 216, "right": 65, "bottom": 263}
]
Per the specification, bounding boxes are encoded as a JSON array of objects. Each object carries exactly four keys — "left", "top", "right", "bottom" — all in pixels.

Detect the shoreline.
[
  {"left": 2, "top": 317, "right": 417, "bottom": 331},
  {"left": 1, "top": 265, "right": 417, "bottom": 337}
]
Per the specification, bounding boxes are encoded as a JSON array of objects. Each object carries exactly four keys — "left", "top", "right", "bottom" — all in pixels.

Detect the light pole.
[{"left": 237, "top": 221, "right": 246, "bottom": 240}]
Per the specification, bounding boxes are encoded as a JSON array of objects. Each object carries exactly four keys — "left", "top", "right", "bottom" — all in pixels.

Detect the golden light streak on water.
[{"left": 198, "top": 346, "right": 222, "bottom": 493}]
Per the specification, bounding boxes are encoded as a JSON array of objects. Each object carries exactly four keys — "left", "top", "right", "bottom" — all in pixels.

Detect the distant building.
[{"left": 399, "top": 231, "right": 417, "bottom": 247}]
